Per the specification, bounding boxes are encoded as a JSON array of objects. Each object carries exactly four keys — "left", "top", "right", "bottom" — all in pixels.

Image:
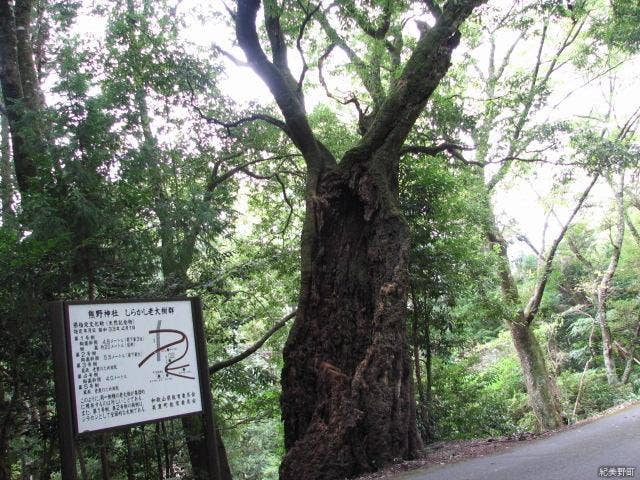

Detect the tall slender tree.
[
  {"left": 596, "top": 173, "right": 626, "bottom": 385},
  {"left": 448, "top": 1, "right": 593, "bottom": 430}
]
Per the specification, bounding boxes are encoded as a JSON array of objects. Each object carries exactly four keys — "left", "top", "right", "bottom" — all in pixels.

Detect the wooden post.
[
  {"left": 49, "top": 301, "right": 78, "bottom": 480},
  {"left": 50, "top": 297, "right": 220, "bottom": 479},
  {"left": 191, "top": 297, "right": 222, "bottom": 480}
]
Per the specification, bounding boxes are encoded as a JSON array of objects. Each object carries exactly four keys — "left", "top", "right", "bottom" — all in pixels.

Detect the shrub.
[{"left": 557, "top": 368, "right": 638, "bottom": 422}]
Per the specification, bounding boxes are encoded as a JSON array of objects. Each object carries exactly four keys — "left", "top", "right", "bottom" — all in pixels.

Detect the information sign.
[{"left": 66, "top": 300, "right": 203, "bottom": 433}]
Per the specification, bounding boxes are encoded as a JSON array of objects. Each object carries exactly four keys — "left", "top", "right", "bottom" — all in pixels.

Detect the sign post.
[
  {"left": 191, "top": 297, "right": 222, "bottom": 479},
  {"left": 50, "top": 297, "right": 221, "bottom": 479},
  {"left": 50, "top": 301, "right": 78, "bottom": 480}
]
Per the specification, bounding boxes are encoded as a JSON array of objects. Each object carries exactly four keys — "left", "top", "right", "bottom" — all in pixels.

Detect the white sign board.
[{"left": 67, "top": 300, "right": 203, "bottom": 433}]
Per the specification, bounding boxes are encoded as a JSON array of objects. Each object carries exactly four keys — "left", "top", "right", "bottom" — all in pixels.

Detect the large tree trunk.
[
  {"left": 0, "top": 0, "right": 44, "bottom": 193},
  {"left": 181, "top": 416, "right": 232, "bottom": 480},
  {"left": 14, "top": 0, "right": 44, "bottom": 110},
  {"left": 509, "top": 319, "right": 564, "bottom": 430},
  {"left": 280, "top": 165, "right": 421, "bottom": 480},
  {"left": 232, "top": 1, "right": 483, "bottom": 478}
]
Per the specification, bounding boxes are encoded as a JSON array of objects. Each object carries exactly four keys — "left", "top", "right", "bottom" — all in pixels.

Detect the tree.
[
  {"left": 215, "top": 0, "right": 486, "bottom": 478},
  {"left": 0, "top": 0, "right": 47, "bottom": 194},
  {"left": 595, "top": 173, "right": 625, "bottom": 385},
  {"left": 443, "top": 0, "right": 602, "bottom": 431},
  {"left": 566, "top": 68, "right": 640, "bottom": 385},
  {"left": 621, "top": 182, "right": 640, "bottom": 383},
  {"left": 99, "top": 0, "right": 242, "bottom": 476},
  {"left": 401, "top": 151, "right": 492, "bottom": 441}
]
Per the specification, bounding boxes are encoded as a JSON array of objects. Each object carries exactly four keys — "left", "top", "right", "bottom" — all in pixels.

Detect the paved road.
[{"left": 398, "top": 403, "right": 640, "bottom": 480}]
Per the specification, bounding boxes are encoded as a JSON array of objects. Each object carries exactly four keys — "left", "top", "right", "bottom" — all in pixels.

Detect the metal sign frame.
[{"left": 50, "top": 297, "right": 222, "bottom": 480}]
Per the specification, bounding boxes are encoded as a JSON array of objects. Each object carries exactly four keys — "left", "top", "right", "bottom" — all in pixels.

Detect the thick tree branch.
[
  {"left": 343, "top": 0, "right": 484, "bottom": 166},
  {"left": 265, "top": 4, "right": 288, "bottom": 68},
  {"left": 236, "top": 0, "right": 335, "bottom": 170},
  {"left": 515, "top": 234, "right": 541, "bottom": 258},
  {"left": 208, "top": 310, "right": 297, "bottom": 374},
  {"left": 523, "top": 174, "right": 599, "bottom": 323},
  {"left": 400, "top": 142, "right": 472, "bottom": 156}
]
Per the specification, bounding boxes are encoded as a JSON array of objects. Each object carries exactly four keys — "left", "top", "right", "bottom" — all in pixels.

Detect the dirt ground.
[{"left": 353, "top": 400, "right": 640, "bottom": 480}]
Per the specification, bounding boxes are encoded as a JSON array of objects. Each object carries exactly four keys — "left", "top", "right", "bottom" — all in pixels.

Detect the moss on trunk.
[{"left": 509, "top": 319, "right": 564, "bottom": 431}]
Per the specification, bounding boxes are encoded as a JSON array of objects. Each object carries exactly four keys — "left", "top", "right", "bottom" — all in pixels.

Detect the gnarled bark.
[{"left": 280, "top": 165, "right": 420, "bottom": 479}]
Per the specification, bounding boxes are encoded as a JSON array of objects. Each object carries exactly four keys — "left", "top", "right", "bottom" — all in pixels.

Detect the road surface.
[{"left": 397, "top": 403, "right": 640, "bottom": 480}]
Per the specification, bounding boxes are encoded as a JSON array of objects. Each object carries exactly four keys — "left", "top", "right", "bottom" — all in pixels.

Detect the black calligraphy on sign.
[{"left": 138, "top": 329, "right": 195, "bottom": 380}]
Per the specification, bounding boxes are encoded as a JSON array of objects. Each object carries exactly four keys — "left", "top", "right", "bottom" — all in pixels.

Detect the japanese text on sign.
[{"left": 67, "top": 300, "right": 202, "bottom": 433}]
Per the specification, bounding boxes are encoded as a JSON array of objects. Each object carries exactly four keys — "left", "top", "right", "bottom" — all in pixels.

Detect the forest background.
[{"left": 0, "top": 0, "right": 639, "bottom": 479}]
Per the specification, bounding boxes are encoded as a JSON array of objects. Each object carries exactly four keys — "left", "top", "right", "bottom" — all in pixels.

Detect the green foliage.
[
  {"left": 557, "top": 368, "right": 638, "bottom": 420},
  {"left": 308, "top": 104, "right": 359, "bottom": 159},
  {"left": 429, "top": 354, "right": 529, "bottom": 439},
  {"left": 589, "top": 0, "right": 640, "bottom": 52},
  {"left": 225, "top": 419, "right": 283, "bottom": 480}
]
